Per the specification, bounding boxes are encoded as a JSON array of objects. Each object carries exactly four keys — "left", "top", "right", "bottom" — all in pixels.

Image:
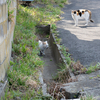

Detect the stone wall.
[{"left": 0, "top": 0, "right": 17, "bottom": 81}]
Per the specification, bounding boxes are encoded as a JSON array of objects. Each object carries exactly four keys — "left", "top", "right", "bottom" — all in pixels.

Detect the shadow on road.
[{"left": 58, "top": 27, "right": 100, "bottom": 66}]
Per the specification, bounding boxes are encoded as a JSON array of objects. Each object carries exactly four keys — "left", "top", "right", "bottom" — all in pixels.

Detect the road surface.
[{"left": 57, "top": 0, "right": 100, "bottom": 66}]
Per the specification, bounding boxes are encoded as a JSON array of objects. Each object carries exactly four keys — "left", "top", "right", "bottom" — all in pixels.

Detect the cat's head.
[{"left": 38, "top": 40, "right": 49, "bottom": 49}]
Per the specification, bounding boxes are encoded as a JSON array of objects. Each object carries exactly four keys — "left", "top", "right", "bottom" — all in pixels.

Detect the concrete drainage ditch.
[
  {"left": 38, "top": 31, "right": 81, "bottom": 99},
  {"left": 37, "top": 25, "right": 100, "bottom": 99}
]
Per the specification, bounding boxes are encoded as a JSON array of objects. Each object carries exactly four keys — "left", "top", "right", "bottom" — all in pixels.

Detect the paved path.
[{"left": 57, "top": 0, "right": 100, "bottom": 66}]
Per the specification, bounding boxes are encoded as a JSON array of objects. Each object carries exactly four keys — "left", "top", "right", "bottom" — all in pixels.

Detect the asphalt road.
[{"left": 57, "top": 0, "right": 100, "bottom": 66}]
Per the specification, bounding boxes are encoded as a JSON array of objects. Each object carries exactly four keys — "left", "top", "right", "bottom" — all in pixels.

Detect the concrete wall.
[
  {"left": 50, "top": 33, "right": 75, "bottom": 78},
  {"left": 50, "top": 33, "right": 67, "bottom": 66},
  {"left": 0, "top": 0, "right": 17, "bottom": 81}
]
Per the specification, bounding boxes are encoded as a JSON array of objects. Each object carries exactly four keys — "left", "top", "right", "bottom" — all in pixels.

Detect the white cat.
[
  {"left": 71, "top": 9, "right": 94, "bottom": 26},
  {"left": 38, "top": 40, "right": 49, "bottom": 56}
]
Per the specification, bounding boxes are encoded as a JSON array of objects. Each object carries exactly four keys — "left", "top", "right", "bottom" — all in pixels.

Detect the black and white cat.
[
  {"left": 71, "top": 9, "right": 94, "bottom": 26},
  {"left": 38, "top": 40, "right": 49, "bottom": 56}
]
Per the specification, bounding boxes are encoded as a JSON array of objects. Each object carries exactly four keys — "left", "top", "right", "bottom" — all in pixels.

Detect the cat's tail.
[
  {"left": 88, "top": 10, "right": 94, "bottom": 23},
  {"left": 90, "top": 19, "right": 94, "bottom": 23}
]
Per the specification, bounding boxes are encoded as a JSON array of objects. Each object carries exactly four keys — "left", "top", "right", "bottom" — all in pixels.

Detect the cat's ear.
[
  {"left": 71, "top": 10, "right": 74, "bottom": 13},
  {"left": 39, "top": 40, "right": 41, "bottom": 43},
  {"left": 45, "top": 41, "right": 48, "bottom": 44}
]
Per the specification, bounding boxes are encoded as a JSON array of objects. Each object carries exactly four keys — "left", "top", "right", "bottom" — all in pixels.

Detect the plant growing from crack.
[
  {"left": 60, "top": 45, "right": 72, "bottom": 65},
  {"left": 55, "top": 36, "right": 62, "bottom": 44},
  {"left": 7, "top": 0, "right": 14, "bottom": 22},
  {"left": 86, "top": 63, "right": 100, "bottom": 74},
  {"left": 52, "top": 63, "right": 70, "bottom": 83},
  {"left": 81, "top": 95, "right": 95, "bottom": 100}
]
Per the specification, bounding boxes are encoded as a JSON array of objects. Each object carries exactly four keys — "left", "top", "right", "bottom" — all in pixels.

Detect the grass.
[
  {"left": 4, "top": 5, "right": 44, "bottom": 100},
  {"left": 34, "top": 0, "right": 67, "bottom": 5},
  {"left": 7, "top": 0, "right": 14, "bottom": 22},
  {"left": 81, "top": 95, "right": 95, "bottom": 100},
  {"left": 86, "top": 63, "right": 100, "bottom": 74},
  {"left": 89, "top": 74, "right": 100, "bottom": 80},
  {"left": 60, "top": 45, "right": 72, "bottom": 65},
  {"left": 4, "top": 0, "right": 67, "bottom": 99},
  {"left": 52, "top": 64, "right": 70, "bottom": 83},
  {"left": 54, "top": 35, "right": 62, "bottom": 44}
]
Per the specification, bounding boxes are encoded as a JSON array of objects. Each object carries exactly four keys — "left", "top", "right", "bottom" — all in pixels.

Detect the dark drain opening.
[{"left": 65, "top": 91, "right": 81, "bottom": 99}]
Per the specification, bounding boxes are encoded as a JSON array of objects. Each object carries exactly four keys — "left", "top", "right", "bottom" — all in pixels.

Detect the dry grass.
[{"left": 70, "top": 61, "right": 87, "bottom": 75}]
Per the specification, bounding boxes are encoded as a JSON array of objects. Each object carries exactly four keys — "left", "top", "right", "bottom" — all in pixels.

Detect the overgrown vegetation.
[
  {"left": 81, "top": 95, "right": 95, "bottom": 100},
  {"left": 4, "top": 0, "right": 67, "bottom": 99},
  {"left": 86, "top": 63, "right": 100, "bottom": 74},
  {"left": 34, "top": 0, "right": 67, "bottom": 6},
  {"left": 4, "top": 5, "right": 44, "bottom": 100},
  {"left": 7, "top": 0, "right": 14, "bottom": 22},
  {"left": 70, "top": 61, "right": 100, "bottom": 75},
  {"left": 52, "top": 64, "right": 70, "bottom": 83}
]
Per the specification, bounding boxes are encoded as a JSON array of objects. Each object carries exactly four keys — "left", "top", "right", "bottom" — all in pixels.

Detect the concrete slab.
[{"left": 62, "top": 70, "right": 100, "bottom": 99}]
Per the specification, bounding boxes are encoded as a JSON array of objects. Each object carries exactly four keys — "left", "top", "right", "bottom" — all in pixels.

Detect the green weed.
[
  {"left": 97, "top": 75, "right": 100, "bottom": 77},
  {"left": 86, "top": 63, "right": 100, "bottom": 74},
  {"left": 59, "top": 3, "right": 64, "bottom": 8},
  {"left": 53, "top": 64, "right": 70, "bottom": 83},
  {"left": 81, "top": 95, "right": 95, "bottom": 100},
  {"left": 10, "top": 61, "right": 15, "bottom": 66},
  {"left": 51, "top": 24, "right": 57, "bottom": 30},
  {"left": 35, "top": 0, "right": 67, "bottom": 4},
  {"left": 60, "top": 45, "right": 72, "bottom": 65},
  {"left": 55, "top": 38, "right": 62, "bottom": 44},
  {"left": 60, "top": 0, "right": 67, "bottom": 3},
  {"left": 7, "top": 0, "right": 14, "bottom": 22}
]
